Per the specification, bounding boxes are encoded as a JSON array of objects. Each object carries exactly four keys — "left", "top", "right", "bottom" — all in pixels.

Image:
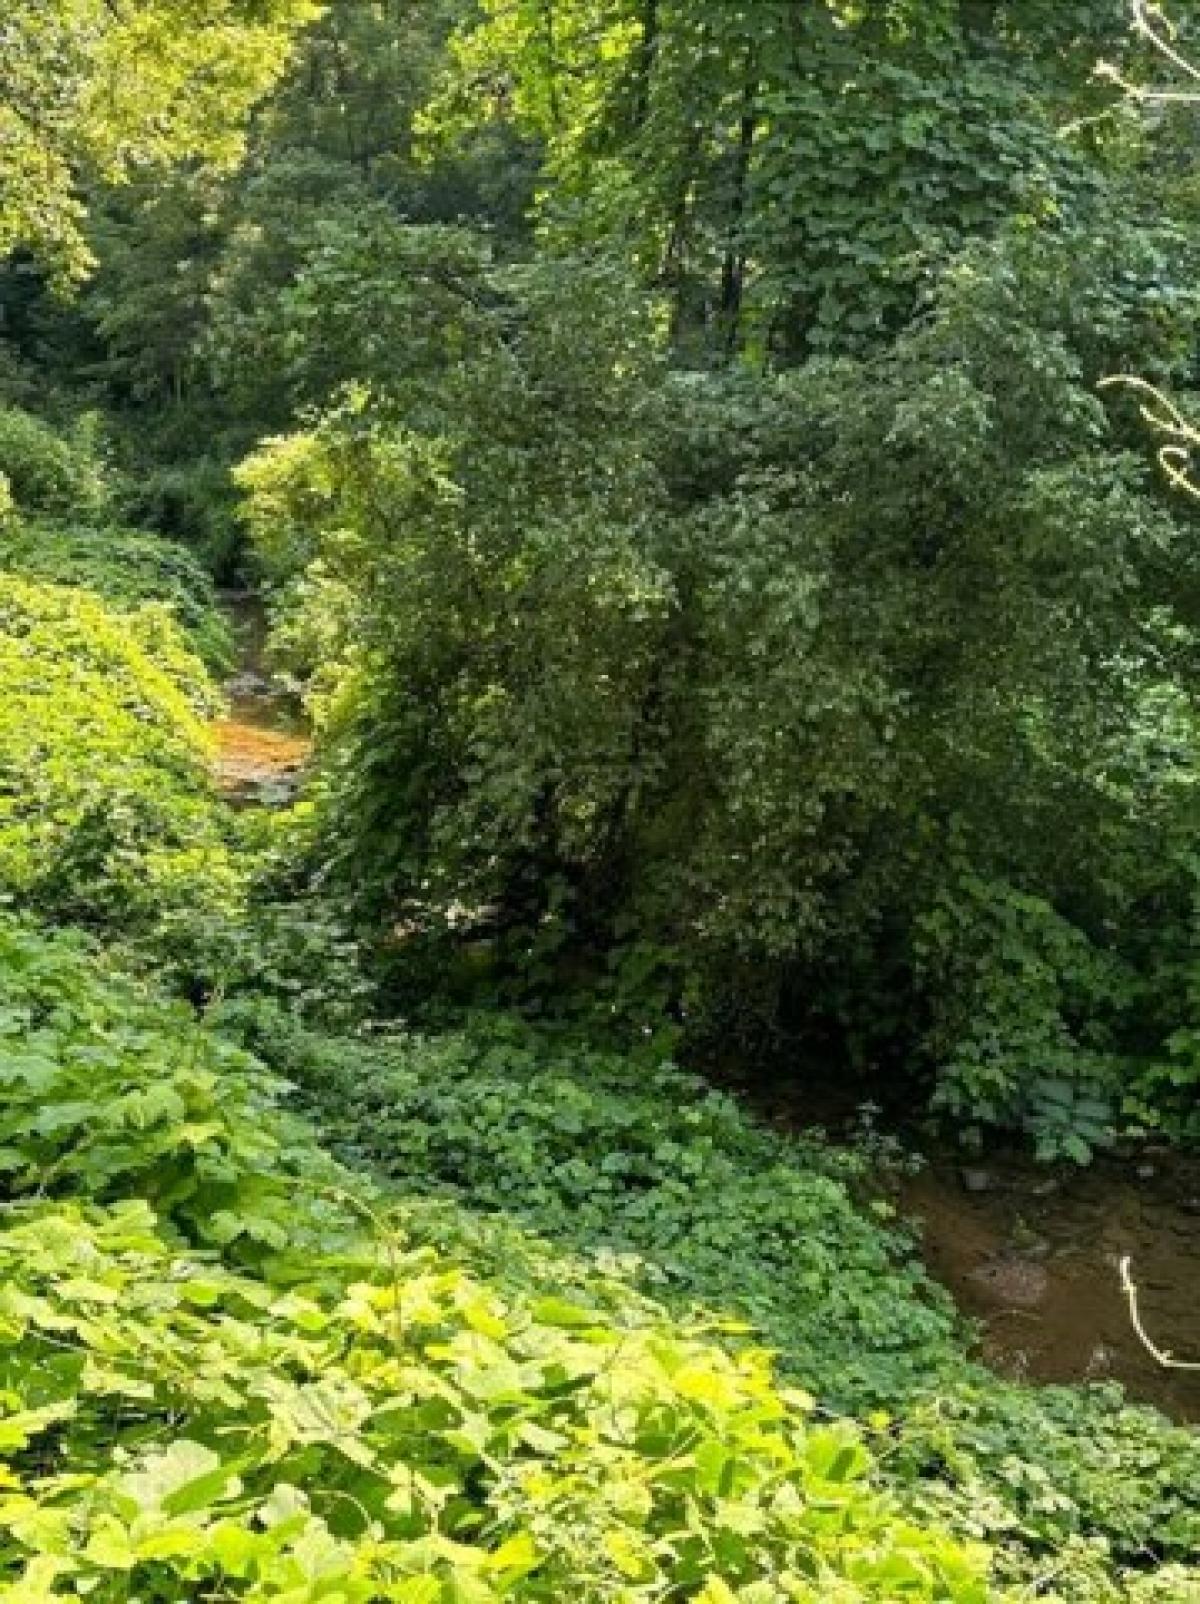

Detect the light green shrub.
[
  {"left": 0, "top": 521, "right": 234, "bottom": 670},
  {"left": 0, "top": 576, "right": 236, "bottom": 933},
  {"left": 0, "top": 406, "right": 112, "bottom": 519}
]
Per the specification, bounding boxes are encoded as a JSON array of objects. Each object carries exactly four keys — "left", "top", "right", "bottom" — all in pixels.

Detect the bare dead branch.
[
  {"left": 1098, "top": 375, "right": 1200, "bottom": 498},
  {"left": 1096, "top": 2, "right": 1200, "bottom": 104},
  {"left": 1119, "top": 1255, "right": 1200, "bottom": 1371}
]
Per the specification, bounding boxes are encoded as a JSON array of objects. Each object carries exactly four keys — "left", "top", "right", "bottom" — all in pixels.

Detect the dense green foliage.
[
  {"left": 0, "top": 405, "right": 110, "bottom": 520},
  {"left": 0, "top": 420, "right": 1194, "bottom": 1600},
  {"left": 427, "top": 0, "right": 1136, "bottom": 357},
  {"left": 233, "top": 207, "right": 1200, "bottom": 1155},
  {"left": 0, "top": 910, "right": 1197, "bottom": 1603},
  {"left": 2, "top": 4, "right": 1200, "bottom": 1601},
  {"left": 0, "top": 575, "right": 236, "bottom": 933},
  {"left": 233, "top": 1008, "right": 957, "bottom": 1407},
  {"left": 0, "top": 921, "right": 1012, "bottom": 1604},
  {"left": 0, "top": 0, "right": 320, "bottom": 281},
  {"left": 0, "top": 521, "right": 233, "bottom": 669}
]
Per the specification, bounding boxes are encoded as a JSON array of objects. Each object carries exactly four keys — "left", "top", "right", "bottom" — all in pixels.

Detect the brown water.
[
  {"left": 212, "top": 592, "right": 311, "bottom": 805},
  {"left": 719, "top": 1066, "right": 1200, "bottom": 1421},
  {"left": 896, "top": 1150, "right": 1200, "bottom": 1421}
]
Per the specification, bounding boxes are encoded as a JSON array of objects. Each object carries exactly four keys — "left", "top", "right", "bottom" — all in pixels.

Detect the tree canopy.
[{"left": 0, "top": 0, "right": 320, "bottom": 280}]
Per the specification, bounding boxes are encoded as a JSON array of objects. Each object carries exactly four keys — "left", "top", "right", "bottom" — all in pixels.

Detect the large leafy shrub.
[
  {"left": 235, "top": 217, "right": 1200, "bottom": 1149},
  {"left": 0, "top": 576, "right": 235, "bottom": 933},
  {"left": 0, "top": 521, "right": 233, "bottom": 670},
  {"left": 0, "top": 407, "right": 113, "bottom": 520}
]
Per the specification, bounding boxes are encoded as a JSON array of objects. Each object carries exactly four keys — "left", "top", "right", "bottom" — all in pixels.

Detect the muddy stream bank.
[
  {"left": 898, "top": 1148, "right": 1200, "bottom": 1421},
  {"left": 741, "top": 1072, "right": 1200, "bottom": 1421}
]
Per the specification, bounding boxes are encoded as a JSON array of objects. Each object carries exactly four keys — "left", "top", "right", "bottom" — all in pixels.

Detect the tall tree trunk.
[
  {"left": 718, "top": 84, "right": 757, "bottom": 357},
  {"left": 634, "top": 0, "right": 658, "bottom": 128}
]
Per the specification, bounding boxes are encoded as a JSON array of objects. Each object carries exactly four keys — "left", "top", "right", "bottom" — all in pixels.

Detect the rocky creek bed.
[{"left": 212, "top": 591, "right": 310, "bottom": 806}]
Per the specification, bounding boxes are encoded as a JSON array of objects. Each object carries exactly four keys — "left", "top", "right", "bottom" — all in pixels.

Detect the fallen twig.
[{"left": 1119, "top": 1255, "right": 1200, "bottom": 1371}]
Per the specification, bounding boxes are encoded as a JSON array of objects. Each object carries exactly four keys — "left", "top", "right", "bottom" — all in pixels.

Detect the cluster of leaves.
[
  {"left": 233, "top": 209, "right": 1200, "bottom": 1154},
  {"left": 223, "top": 1001, "right": 1200, "bottom": 1600},
  {"left": 227, "top": 1006, "right": 959, "bottom": 1408},
  {"left": 0, "top": 520, "right": 233, "bottom": 670},
  {"left": 0, "top": 919, "right": 326, "bottom": 1252},
  {"left": 0, "top": 574, "right": 237, "bottom": 935},
  {"left": 0, "top": 917, "right": 1014, "bottom": 1604}
]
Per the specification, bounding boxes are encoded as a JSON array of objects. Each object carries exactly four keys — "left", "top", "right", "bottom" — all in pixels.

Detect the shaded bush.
[{"left": 0, "top": 405, "right": 113, "bottom": 519}]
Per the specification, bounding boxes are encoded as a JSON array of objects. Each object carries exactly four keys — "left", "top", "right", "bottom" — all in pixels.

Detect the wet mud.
[{"left": 897, "top": 1150, "right": 1200, "bottom": 1421}]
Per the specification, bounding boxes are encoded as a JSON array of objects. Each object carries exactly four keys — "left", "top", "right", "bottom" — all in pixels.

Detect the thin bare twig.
[
  {"left": 1097, "top": 2, "right": 1200, "bottom": 104},
  {"left": 1119, "top": 1255, "right": 1200, "bottom": 1371},
  {"left": 1132, "top": 1, "right": 1200, "bottom": 88},
  {"left": 1098, "top": 375, "right": 1200, "bottom": 498}
]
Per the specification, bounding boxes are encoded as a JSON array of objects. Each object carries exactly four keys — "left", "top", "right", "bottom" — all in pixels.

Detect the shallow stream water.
[
  {"left": 211, "top": 592, "right": 311, "bottom": 804},
  {"left": 897, "top": 1149, "right": 1200, "bottom": 1422},
  {"left": 717, "top": 1065, "right": 1200, "bottom": 1421}
]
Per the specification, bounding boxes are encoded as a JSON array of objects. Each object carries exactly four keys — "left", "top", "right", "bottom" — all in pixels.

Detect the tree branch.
[
  {"left": 1099, "top": 375, "right": 1200, "bottom": 498},
  {"left": 1097, "top": 2, "right": 1200, "bottom": 104}
]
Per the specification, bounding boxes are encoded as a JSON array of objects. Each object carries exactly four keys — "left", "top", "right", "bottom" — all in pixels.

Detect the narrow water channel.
[
  {"left": 722, "top": 1068, "right": 1200, "bottom": 1422},
  {"left": 212, "top": 591, "right": 311, "bottom": 804}
]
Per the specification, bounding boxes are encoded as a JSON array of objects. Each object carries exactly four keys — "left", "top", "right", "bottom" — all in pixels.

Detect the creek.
[
  {"left": 212, "top": 591, "right": 311, "bottom": 805},
  {"left": 743, "top": 1073, "right": 1200, "bottom": 1422},
  {"left": 897, "top": 1147, "right": 1200, "bottom": 1422}
]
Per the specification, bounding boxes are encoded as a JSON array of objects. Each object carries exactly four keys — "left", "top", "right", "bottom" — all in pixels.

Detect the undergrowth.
[
  {"left": 0, "top": 520, "right": 1196, "bottom": 1601},
  {"left": 0, "top": 575, "right": 238, "bottom": 934},
  {"left": 224, "top": 1003, "right": 1200, "bottom": 1601},
  {"left": 0, "top": 917, "right": 1006, "bottom": 1604},
  {"left": 0, "top": 521, "right": 234, "bottom": 671}
]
